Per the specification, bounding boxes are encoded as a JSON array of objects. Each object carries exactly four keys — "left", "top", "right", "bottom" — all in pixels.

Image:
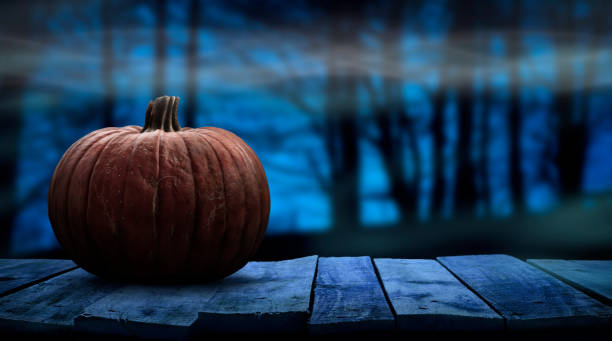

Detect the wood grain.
[
  {"left": 0, "top": 259, "right": 77, "bottom": 297},
  {"left": 76, "top": 282, "right": 217, "bottom": 339},
  {"left": 527, "top": 259, "right": 612, "bottom": 305},
  {"left": 438, "top": 254, "right": 612, "bottom": 329},
  {"left": 0, "top": 268, "right": 121, "bottom": 332},
  {"left": 374, "top": 258, "right": 503, "bottom": 330},
  {"left": 308, "top": 257, "right": 395, "bottom": 334},
  {"left": 76, "top": 256, "right": 318, "bottom": 338},
  {"left": 194, "top": 255, "right": 318, "bottom": 334}
]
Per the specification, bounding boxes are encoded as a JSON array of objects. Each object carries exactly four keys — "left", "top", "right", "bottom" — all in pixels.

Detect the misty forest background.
[{"left": 1, "top": 0, "right": 612, "bottom": 258}]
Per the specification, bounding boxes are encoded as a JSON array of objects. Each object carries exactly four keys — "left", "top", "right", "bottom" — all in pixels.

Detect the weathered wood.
[
  {"left": 374, "top": 258, "right": 503, "bottom": 330},
  {"left": 76, "top": 256, "right": 318, "bottom": 337},
  {"left": 0, "top": 268, "right": 121, "bottom": 332},
  {"left": 76, "top": 283, "right": 216, "bottom": 339},
  {"left": 438, "top": 254, "right": 612, "bottom": 329},
  {"left": 194, "top": 255, "right": 318, "bottom": 334},
  {"left": 308, "top": 256, "right": 395, "bottom": 334},
  {"left": 0, "top": 259, "right": 77, "bottom": 297},
  {"left": 527, "top": 259, "right": 612, "bottom": 305}
]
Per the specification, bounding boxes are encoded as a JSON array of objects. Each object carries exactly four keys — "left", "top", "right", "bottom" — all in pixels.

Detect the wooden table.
[{"left": 0, "top": 255, "right": 611, "bottom": 338}]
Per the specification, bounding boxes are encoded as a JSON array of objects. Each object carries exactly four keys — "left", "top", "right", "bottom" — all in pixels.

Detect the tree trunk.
[
  {"left": 0, "top": 2, "right": 43, "bottom": 256},
  {"left": 452, "top": 1, "right": 478, "bottom": 215},
  {"left": 455, "top": 86, "right": 476, "bottom": 213},
  {"left": 558, "top": 0, "right": 605, "bottom": 195},
  {"left": 154, "top": 0, "right": 167, "bottom": 97},
  {"left": 506, "top": 0, "right": 523, "bottom": 212},
  {"left": 373, "top": 1, "right": 421, "bottom": 227},
  {"left": 325, "top": 2, "right": 360, "bottom": 233},
  {"left": 184, "top": 0, "right": 199, "bottom": 128},
  {"left": 554, "top": 1, "right": 577, "bottom": 194},
  {"left": 102, "top": 0, "right": 115, "bottom": 127},
  {"left": 431, "top": 72, "right": 446, "bottom": 218},
  {"left": 0, "top": 76, "right": 27, "bottom": 257}
]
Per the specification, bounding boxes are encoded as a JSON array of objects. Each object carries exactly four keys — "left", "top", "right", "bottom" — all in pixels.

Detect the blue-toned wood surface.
[
  {"left": 0, "top": 255, "right": 611, "bottom": 336},
  {"left": 193, "top": 255, "right": 318, "bottom": 334},
  {"left": 0, "top": 268, "right": 121, "bottom": 332},
  {"left": 308, "top": 256, "right": 395, "bottom": 334},
  {"left": 76, "top": 256, "right": 318, "bottom": 338},
  {"left": 438, "top": 254, "right": 612, "bottom": 330},
  {"left": 0, "top": 259, "right": 77, "bottom": 297},
  {"left": 527, "top": 259, "right": 612, "bottom": 305},
  {"left": 374, "top": 258, "right": 503, "bottom": 330}
]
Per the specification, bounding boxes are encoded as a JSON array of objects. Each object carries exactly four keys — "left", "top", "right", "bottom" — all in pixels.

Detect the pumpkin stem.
[{"left": 141, "top": 96, "right": 182, "bottom": 132}]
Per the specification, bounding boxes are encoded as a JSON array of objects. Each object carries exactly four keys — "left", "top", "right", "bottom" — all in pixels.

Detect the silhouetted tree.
[
  {"left": 184, "top": 0, "right": 200, "bottom": 128},
  {"left": 370, "top": 1, "right": 420, "bottom": 227},
  {"left": 431, "top": 25, "right": 448, "bottom": 219},
  {"left": 102, "top": 0, "right": 115, "bottom": 127},
  {"left": 154, "top": 0, "right": 167, "bottom": 96},
  {"left": 0, "top": 2, "right": 46, "bottom": 256},
  {"left": 556, "top": 0, "right": 605, "bottom": 196},
  {"left": 454, "top": 0, "right": 479, "bottom": 215},
  {"left": 324, "top": 1, "right": 361, "bottom": 232},
  {"left": 508, "top": 0, "right": 524, "bottom": 211}
]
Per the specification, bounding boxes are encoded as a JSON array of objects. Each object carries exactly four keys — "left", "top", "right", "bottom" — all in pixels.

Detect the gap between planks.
[
  {"left": 3, "top": 256, "right": 612, "bottom": 334},
  {"left": 370, "top": 257, "right": 399, "bottom": 329},
  {"left": 0, "top": 259, "right": 79, "bottom": 298},
  {"left": 373, "top": 258, "right": 504, "bottom": 331},
  {"left": 437, "top": 254, "right": 612, "bottom": 330},
  {"left": 436, "top": 257, "right": 508, "bottom": 329},
  {"left": 307, "top": 256, "right": 396, "bottom": 334}
]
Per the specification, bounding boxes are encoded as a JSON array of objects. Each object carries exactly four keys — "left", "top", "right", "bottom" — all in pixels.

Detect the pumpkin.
[{"left": 48, "top": 96, "right": 270, "bottom": 281}]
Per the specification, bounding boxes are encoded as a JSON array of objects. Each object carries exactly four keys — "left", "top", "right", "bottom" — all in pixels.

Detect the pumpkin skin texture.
[{"left": 48, "top": 96, "right": 270, "bottom": 282}]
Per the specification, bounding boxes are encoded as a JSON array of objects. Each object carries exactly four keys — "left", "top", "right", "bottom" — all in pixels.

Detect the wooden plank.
[
  {"left": 76, "top": 256, "right": 318, "bottom": 338},
  {"left": 527, "top": 259, "right": 612, "bottom": 305},
  {"left": 194, "top": 255, "right": 318, "bottom": 334},
  {"left": 374, "top": 258, "right": 503, "bottom": 331},
  {"left": 76, "top": 284, "right": 216, "bottom": 339},
  {"left": 438, "top": 254, "right": 612, "bottom": 329},
  {"left": 0, "top": 268, "right": 121, "bottom": 332},
  {"left": 0, "top": 259, "right": 77, "bottom": 297},
  {"left": 308, "top": 256, "right": 395, "bottom": 334}
]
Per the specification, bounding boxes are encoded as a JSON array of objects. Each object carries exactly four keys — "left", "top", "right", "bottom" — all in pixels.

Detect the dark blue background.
[{"left": 1, "top": 0, "right": 611, "bottom": 258}]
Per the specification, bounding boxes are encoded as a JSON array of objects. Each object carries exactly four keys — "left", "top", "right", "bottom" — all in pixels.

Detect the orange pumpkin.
[{"left": 48, "top": 96, "right": 270, "bottom": 281}]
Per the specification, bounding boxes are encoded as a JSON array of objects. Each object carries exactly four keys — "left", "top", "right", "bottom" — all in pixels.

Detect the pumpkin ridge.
[
  {"left": 155, "top": 133, "right": 196, "bottom": 275},
  {"left": 81, "top": 130, "right": 134, "bottom": 273},
  {"left": 176, "top": 132, "right": 199, "bottom": 276},
  {"left": 251, "top": 152, "right": 270, "bottom": 259},
  {"left": 215, "top": 129, "right": 269, "bottom": 259},
  {"left": 49, "top": 128, "right": 116, "bottom": 221},
  {"left": 204, "top": 130, "right": 260, "bottom": 272},
  {"left": 228, "top": 137, "right": 262, "bottom": 268},
  {"left": 226, "top": 131, "right": 267, "bottom": 260},
  {"left": 208, "top": 128, "right": 270, "bottom": 259},
  {"left": 96, "top": 132, "right": 139, "bottom": 274},
  {"left": 202, "top": 127, "right": 269, "bottom": 261},
  {"left": 196, "top": 132, "right": 230, "bottom": 277},
  {"left": 207, "top": 132, "right": 250, "bottom": 274},
  {"left": 234, "top": 138, "right": 266, "bottom": 261},
  {"left": 117, "top": 133, "right": 147, "bottom": 276},
  {"left": 51, "top": 129, "right": 117, "bottom": 260},
  {"left": 61, "top": 130, "right": 121, "bottom": 260},
  {"left": 49, "top": 129, "right": 103, "bottom": 255},
  {"left": 151, "top": 130, "right": 163, "bottom": 277},
  {"left": 186, "top": 131, "right": 225, "bottom": 276}
]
